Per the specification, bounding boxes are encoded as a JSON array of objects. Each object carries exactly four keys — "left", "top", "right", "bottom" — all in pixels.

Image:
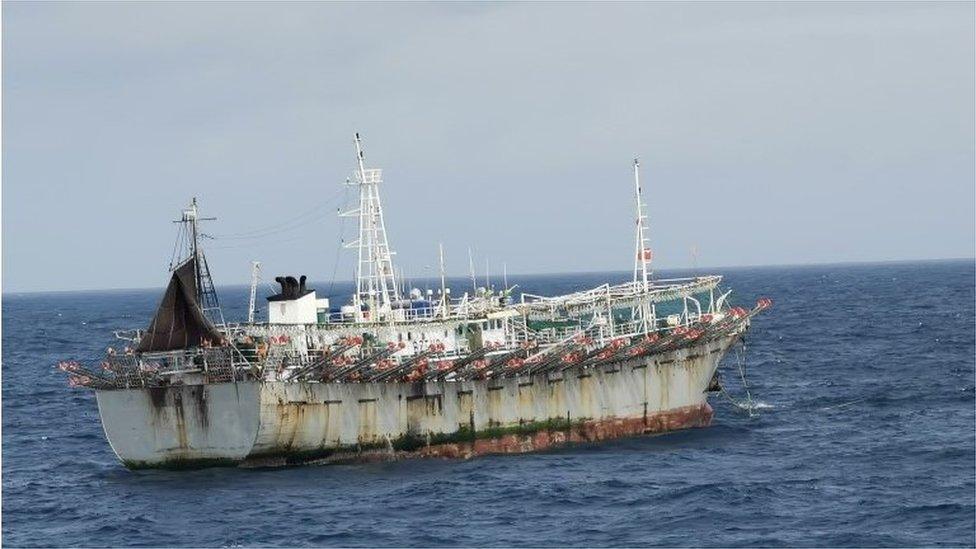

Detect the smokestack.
[{"left": 284, "top": 276, "right": 298, "bottom": 299}]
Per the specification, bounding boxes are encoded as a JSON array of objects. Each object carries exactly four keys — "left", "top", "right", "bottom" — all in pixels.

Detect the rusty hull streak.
[
  {"left": 242, "top": 336, "right": 734, "bottom": 467},
  {"left": 143, "top": 385, "right": 210, "bottom": 454},
  {"left": 416, "top": 403, "right": 714, "bottom": 460},
  {"left": 242, "top": 403, "right": 714, "bottom": 468},
  {"left": 191, "top": 385, "right": 209, "bottom": 429}
]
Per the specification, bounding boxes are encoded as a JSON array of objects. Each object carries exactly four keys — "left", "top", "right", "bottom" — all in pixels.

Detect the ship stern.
[{"left": 95, "top": 381, "right": 262, "bottom": 469}]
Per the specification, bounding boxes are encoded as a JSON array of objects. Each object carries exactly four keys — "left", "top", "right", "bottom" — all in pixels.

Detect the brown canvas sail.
[{"left": 136, "top": 257, "right": 223, "bottom": 353}]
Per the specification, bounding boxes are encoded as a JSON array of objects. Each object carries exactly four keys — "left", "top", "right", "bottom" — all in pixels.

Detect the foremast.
[{"left": 175, "top": 198, "right": 225, "bottom": 327}]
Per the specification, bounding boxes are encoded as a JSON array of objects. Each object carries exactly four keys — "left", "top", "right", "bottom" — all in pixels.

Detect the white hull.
[{"left": 96, "top": 332, "right": 741, "bottom": 468}]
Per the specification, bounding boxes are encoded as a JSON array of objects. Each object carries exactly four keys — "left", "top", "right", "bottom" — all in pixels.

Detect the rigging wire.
[
  {"left": 328, "top": 187, "right": 350, "bottom": 297},
  {"left": 168, "top": 222, "right": 197, "bottom": 271},
  {"left": 209, "top": 188, "right": 346, "bottom": 240},
  {"left": 204, "top": 216, "right": 332, "bottom": 250},
  {"left": 168, "top": 223, "right": 183, "bottom": 271},
  {"left": 210, "top": 212, "right": 329, "bottom": 241}
]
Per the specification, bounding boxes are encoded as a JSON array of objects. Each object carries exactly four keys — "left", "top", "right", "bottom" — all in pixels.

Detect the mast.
[
  {"left": 340, "top": 133, "right": 401, "bottom": 321},
  {"left": 468, "top": 247, "right": 477, "bottom": 292},
  {"left": 180, "top": 198, "right": 224, "bottom": 326},
  {"left": 631, "top": 158, "right": 654, "bottom": 333},
  {"left": 189, "top": 199, "right": 200, "bottom": 290},
  {"left": 439, "top": 242, "right": 448, "bottom": 318},
  {"left": 633, "top": 158, "right": 652, "bottom": 292},
  {"left": 247, "top": 260, "right": 261, "bottom": 323}
]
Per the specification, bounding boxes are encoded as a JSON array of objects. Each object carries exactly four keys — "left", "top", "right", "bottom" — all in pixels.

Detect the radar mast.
[{"left": 340, "top": 133, "right": 401, "bottom": 322}]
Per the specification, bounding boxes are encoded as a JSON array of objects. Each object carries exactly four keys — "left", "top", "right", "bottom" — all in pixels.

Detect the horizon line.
[{"left": 3, "top": 256, "right": 973, "bottom": 297}]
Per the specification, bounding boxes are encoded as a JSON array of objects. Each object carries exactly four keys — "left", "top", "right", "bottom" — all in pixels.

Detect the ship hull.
[{"left": 96, "top": 333, "right": 740, "bottom": 469}]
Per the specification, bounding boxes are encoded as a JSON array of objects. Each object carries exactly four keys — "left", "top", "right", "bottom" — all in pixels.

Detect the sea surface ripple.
[{"left": 3, "top": 261, "right": 974, "bottom": 547}]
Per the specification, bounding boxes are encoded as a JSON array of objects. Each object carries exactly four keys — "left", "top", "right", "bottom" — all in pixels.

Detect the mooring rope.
[{"left": 719, "top": 341, "right": 761, "bottom": 417}]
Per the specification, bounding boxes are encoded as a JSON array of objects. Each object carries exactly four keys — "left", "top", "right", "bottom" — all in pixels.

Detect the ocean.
[{"left": 2, "top": 261, "right": 974, "bottom": 547}]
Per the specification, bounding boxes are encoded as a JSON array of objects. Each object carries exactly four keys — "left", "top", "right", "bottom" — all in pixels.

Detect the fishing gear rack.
[{"left": 60, "top": 297, "right": 772, "bottom": 389}]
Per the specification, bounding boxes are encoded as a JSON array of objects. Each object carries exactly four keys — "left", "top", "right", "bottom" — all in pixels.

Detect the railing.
[
  {"left": 97, "top": 346, "right": 260, "bottom": 388},
  {"left": 518, "top": 276, "right": 721, "bottom": 317},
  {"left": 516, "top": 306, "right": 718, "bottom": 348},
  {"left": 300, "top": 293, "right": 509, "bottom": 325},
  {"left": 73, "top": 275, "right": 762, "bottom": 390},
  {"left": 67, "top": 302, "right": 760, "bottom": 390}
]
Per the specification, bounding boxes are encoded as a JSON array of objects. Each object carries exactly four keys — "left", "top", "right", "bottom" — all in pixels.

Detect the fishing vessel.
[{"left": 60, "top": 134, "right": 771, "bottom": 469}]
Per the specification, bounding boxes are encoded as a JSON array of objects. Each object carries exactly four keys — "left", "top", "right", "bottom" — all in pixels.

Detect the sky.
[{"left": 3, "top": 1, "right": 974, "bottom": 293}]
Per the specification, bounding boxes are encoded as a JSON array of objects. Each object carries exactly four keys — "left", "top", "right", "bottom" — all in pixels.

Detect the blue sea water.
[{"left": 2, "top": 261, "right": 974, "bottom": 547}]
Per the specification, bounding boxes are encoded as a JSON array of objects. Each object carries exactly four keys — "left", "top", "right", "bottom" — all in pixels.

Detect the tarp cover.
[{"left": 136, "top": 257, "right": 223, "bottom": 352}]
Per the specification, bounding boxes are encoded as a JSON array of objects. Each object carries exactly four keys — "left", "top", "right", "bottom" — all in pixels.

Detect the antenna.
[
  {"left": 247, "top": 260, "right": 261, "bottom": 323},
  {"left": 468, "top": 247, "right": 477, "bottom": 292},
  {"left": 503, "top": 262, "right": 508, "bottom": 290},
  {"left": 439, "top": 243, "right": 448, "bottom": 318},
  {"left": 340, "top": 133, "right": 401, "bottom": 321},
  {"left": 185, "top": 197, "right": 203, "bottom": 292}
]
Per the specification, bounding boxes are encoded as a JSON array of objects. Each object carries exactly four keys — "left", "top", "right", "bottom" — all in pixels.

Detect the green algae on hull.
[{"left": 124, "top": 457, "right": 240, "bottom": 470}]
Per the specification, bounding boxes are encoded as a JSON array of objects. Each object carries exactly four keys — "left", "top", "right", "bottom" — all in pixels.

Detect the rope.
[
  {"left": 718, "top": 341, "right": 760, "bottom": 417},
  {"left": 169, "top": 223, "right": 188, "bottom": 271}
]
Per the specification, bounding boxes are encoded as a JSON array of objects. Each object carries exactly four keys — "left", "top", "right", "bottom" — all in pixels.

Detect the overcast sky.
[{"left": 3, "top": 1, "right": 974, "bottom": 293}]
